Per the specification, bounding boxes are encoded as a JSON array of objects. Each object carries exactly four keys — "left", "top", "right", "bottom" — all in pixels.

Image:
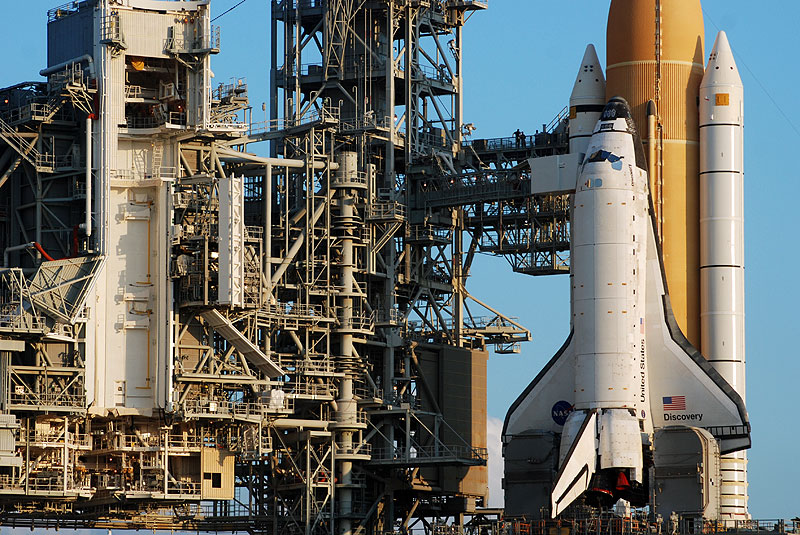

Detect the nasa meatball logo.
[{"left": 551, "top": 401, "right": 574, "bottom": 426}]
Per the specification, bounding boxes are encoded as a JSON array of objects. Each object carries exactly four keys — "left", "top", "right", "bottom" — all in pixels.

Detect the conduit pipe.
[
  {"left": 214, "top": 146, "right": 338, "bottom": 170},
  {"left": 39, "top": 54, "right": 96, "bottom": 79},
  {"left": 84, "top": 117, "right": 92, "bottom": 237}
]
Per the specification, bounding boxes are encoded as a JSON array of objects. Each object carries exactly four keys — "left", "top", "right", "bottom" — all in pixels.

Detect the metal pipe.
[
  {"left": 214, "top": 147, "right": 337, "bottom": 170},
  {"left": 39, "top": 54, "right": 95, "bottom": 79},
  {"left": 3, "top": 243, "right": 34, "bottom": 267},
  {"left": 84, "top": 117, "right": 92, "bottom": 237},
  {"left": 264, "top": 165, "right": 272, "bottom": 291},
  {"left": 646, "top": 100, "right": 660, "bottom": 236},
  {"left": 32, "top": 242, "right": 54, "bottom": 262}
]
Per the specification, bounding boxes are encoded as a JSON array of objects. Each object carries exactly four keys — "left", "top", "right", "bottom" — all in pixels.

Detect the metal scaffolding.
[{"left": 0, "top": 1, "right": 532, "bottom": 533}]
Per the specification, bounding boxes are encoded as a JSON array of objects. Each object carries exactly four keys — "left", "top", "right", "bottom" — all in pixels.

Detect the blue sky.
[{"left": 4, "top": 0, "right": 799, "bottom": 521}]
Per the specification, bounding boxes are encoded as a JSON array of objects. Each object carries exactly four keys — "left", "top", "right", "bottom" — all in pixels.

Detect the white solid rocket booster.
[{"left": 699, "top": 31, "right": 747, "bottom": 519}]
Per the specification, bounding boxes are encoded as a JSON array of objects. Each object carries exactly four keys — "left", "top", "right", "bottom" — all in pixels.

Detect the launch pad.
[{"left": 0, "top": 0, "right": 783, "bottom": 534}]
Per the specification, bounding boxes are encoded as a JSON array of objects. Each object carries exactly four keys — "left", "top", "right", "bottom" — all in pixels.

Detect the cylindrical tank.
[
  {"left": 699, "top": 30, "right": 747, "bottom": 522},
  {"left": 606, "top": 0, "right": 705, "bottom": 347}
]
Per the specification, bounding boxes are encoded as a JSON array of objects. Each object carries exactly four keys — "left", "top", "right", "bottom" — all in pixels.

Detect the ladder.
[{"left": 151, "top": 142, "right": 163, "bottom": 178}]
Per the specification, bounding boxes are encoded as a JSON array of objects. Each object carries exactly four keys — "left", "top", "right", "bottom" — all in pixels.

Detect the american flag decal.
[{"left": 663, "top": 396, "right": 686, "bottom": 411}]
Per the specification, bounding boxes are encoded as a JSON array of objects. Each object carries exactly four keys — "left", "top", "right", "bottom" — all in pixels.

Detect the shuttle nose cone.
[
  {"left": 601, "top": 96, "right": 634, "bottom": 122},
  {"left": 598, "top": 97, "right": 648, "bottom": 169}
]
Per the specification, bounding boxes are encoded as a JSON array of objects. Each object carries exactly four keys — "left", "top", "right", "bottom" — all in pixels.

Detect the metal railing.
[
  {"left": 125, "top": 85, "right": 143, "bottom": 99},
  {"left": 167, "top": 435, "right": 203, "bottom": 449},
  {"left": 1, "top": 103, "right": 73, "bottom": 125},
  {"left": 464, "top": 109, "right": 569, "bottom": 153},
  {"left": 367, "top": 202, "right": 406, "bottom": 221},
  {"left": 262, "top": 301, "right": 325, "bottom": 320},
  {"left": 166, "top": 480, "right": 201, "bottom": 496},
  {"left": 282, "top": 382, "right": 335, "bottom": 398},
  {"left": 47, "top": 1, "right": 81, "bottom": 22},
  {"left": 247, "top": 105, "right": 340, "bottom": 137},
  {"left": 286, "top": 56, "right": 385, "bottom": 78},
  {"left": 164, "top": 26, "right": 220, "bottom": 54},
  {"left": 180, "top": 397, "right": 294, "bottom": 418},
  {"left": 205, "top": 121, "right": 248, "bottom": 132},
  {"left": 448, "top": 0, "right": 489, "bottom": 7},
  {"left": 49, "top": 63, "right": 87, "bottom": 91},
  {"left": 370, "top": 444, "right": 487, "bottom": 463},
  {"left": 19, "top": 431, "right": 90, "bottom": 448},
  {"left": 334, "top": 442, "right": 372, "bottom": 457},
  {"left": 331, "top": 170, "right": 368, "bottom": 187},
  {"left": 0, "top": 115, "right": 47, "bottom": 168},
  {"left": 8, "top": 392, "right": 85, "bottom": 409},
  {"left": 375, "top": 308, "right": 404, "bottom": 326},
  {"left": 112, "top": 168, "right": 176, "bottom": 181},
  {"left": 407, "top": 225, "right": 453, "bottom": 243},
  {"left": 35, "top": 152, "right": 75, "bottom": 170},
  {"left": 101, "top": 12, "right": 122, "bottom": 44},
  {"left": 213, "top": 78, "right": 248, "bottom": 101},
  {"left": 499, "top": 517, "right": 800, "bottom": 535},
  {"left": 340, "top": 113, "right": 392, "bottom": 132},
  {"left": 27, "top": 477, "right": 68, "bottom": 492},
  {"left": 0, "top": 474, "right": 22, "bottom": 491},
  {"left": 413, "top": 63, "right": 453, "bottom": 85},
  {"left": 125, "top": 112, "right": 186, "bottom": 129},
  {"left": 273, "top": 0, "right": 325, "bottom": 8}
]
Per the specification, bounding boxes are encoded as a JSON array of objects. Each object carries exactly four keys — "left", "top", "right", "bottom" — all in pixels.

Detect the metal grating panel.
[
  {"left": 26, "top": 256, "right": 104, "bottom": 324},
  {"left": 200, "top": 309, "right": 285, "bottom": 377}
]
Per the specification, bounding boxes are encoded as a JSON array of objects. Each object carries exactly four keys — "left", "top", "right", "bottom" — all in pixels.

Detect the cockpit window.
[
  {"left": 587, "top": 150, "right": 624, "bottom": 170},
  {"left": 587, "top": 150, "right": 623, "bottom": 164}
]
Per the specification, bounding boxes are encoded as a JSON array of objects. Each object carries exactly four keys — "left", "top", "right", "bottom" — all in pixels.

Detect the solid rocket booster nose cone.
[
  {"left": 571, "top": 44, "right": 606, "bottom": 104},
  {"left": 710, "top": 30, "right": 732, "bottom": 58},
  {"left": 702, "top": 31, "right": 742, "bottom": 87}
]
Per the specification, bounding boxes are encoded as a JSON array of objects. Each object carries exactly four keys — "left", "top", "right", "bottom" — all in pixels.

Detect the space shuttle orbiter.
[{"left": 503, "top": 95, "right": 750, "bottom": 517}]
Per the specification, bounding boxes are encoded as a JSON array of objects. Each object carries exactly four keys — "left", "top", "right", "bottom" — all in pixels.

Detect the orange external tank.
[{"left": 606, "top": 0, "right": 705, "bottom": 347}]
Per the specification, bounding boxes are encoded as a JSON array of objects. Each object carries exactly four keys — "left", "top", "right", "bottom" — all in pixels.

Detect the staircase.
[{"left": 0, "top": 116, "right": 53, "bottom": 173}]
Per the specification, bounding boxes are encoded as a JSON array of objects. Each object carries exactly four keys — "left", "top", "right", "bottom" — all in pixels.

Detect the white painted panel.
[
  {"left": 599, "top": 410, "right": 642, "bottom": 470},
  {"left": 528, "top": 153, "right": 581, "bottom": 195},
  {"left": 102, "top": 186, "right": 155, "bottom": 410},
  {"left": 219, "top": 176, "right": 244, "bottom": 307}
]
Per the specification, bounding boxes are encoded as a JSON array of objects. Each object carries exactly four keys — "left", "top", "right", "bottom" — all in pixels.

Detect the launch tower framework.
[{"left": 0, "top": 0, "right": 574, "bottom": 533}]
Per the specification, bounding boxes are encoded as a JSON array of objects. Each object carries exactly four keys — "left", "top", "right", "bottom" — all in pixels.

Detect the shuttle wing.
[
  {"left": 643, "top": 209, "right": 750, "bottom": 454},
  {"left": 503, "top": 335, "right": 576, "bottom": 436}
]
